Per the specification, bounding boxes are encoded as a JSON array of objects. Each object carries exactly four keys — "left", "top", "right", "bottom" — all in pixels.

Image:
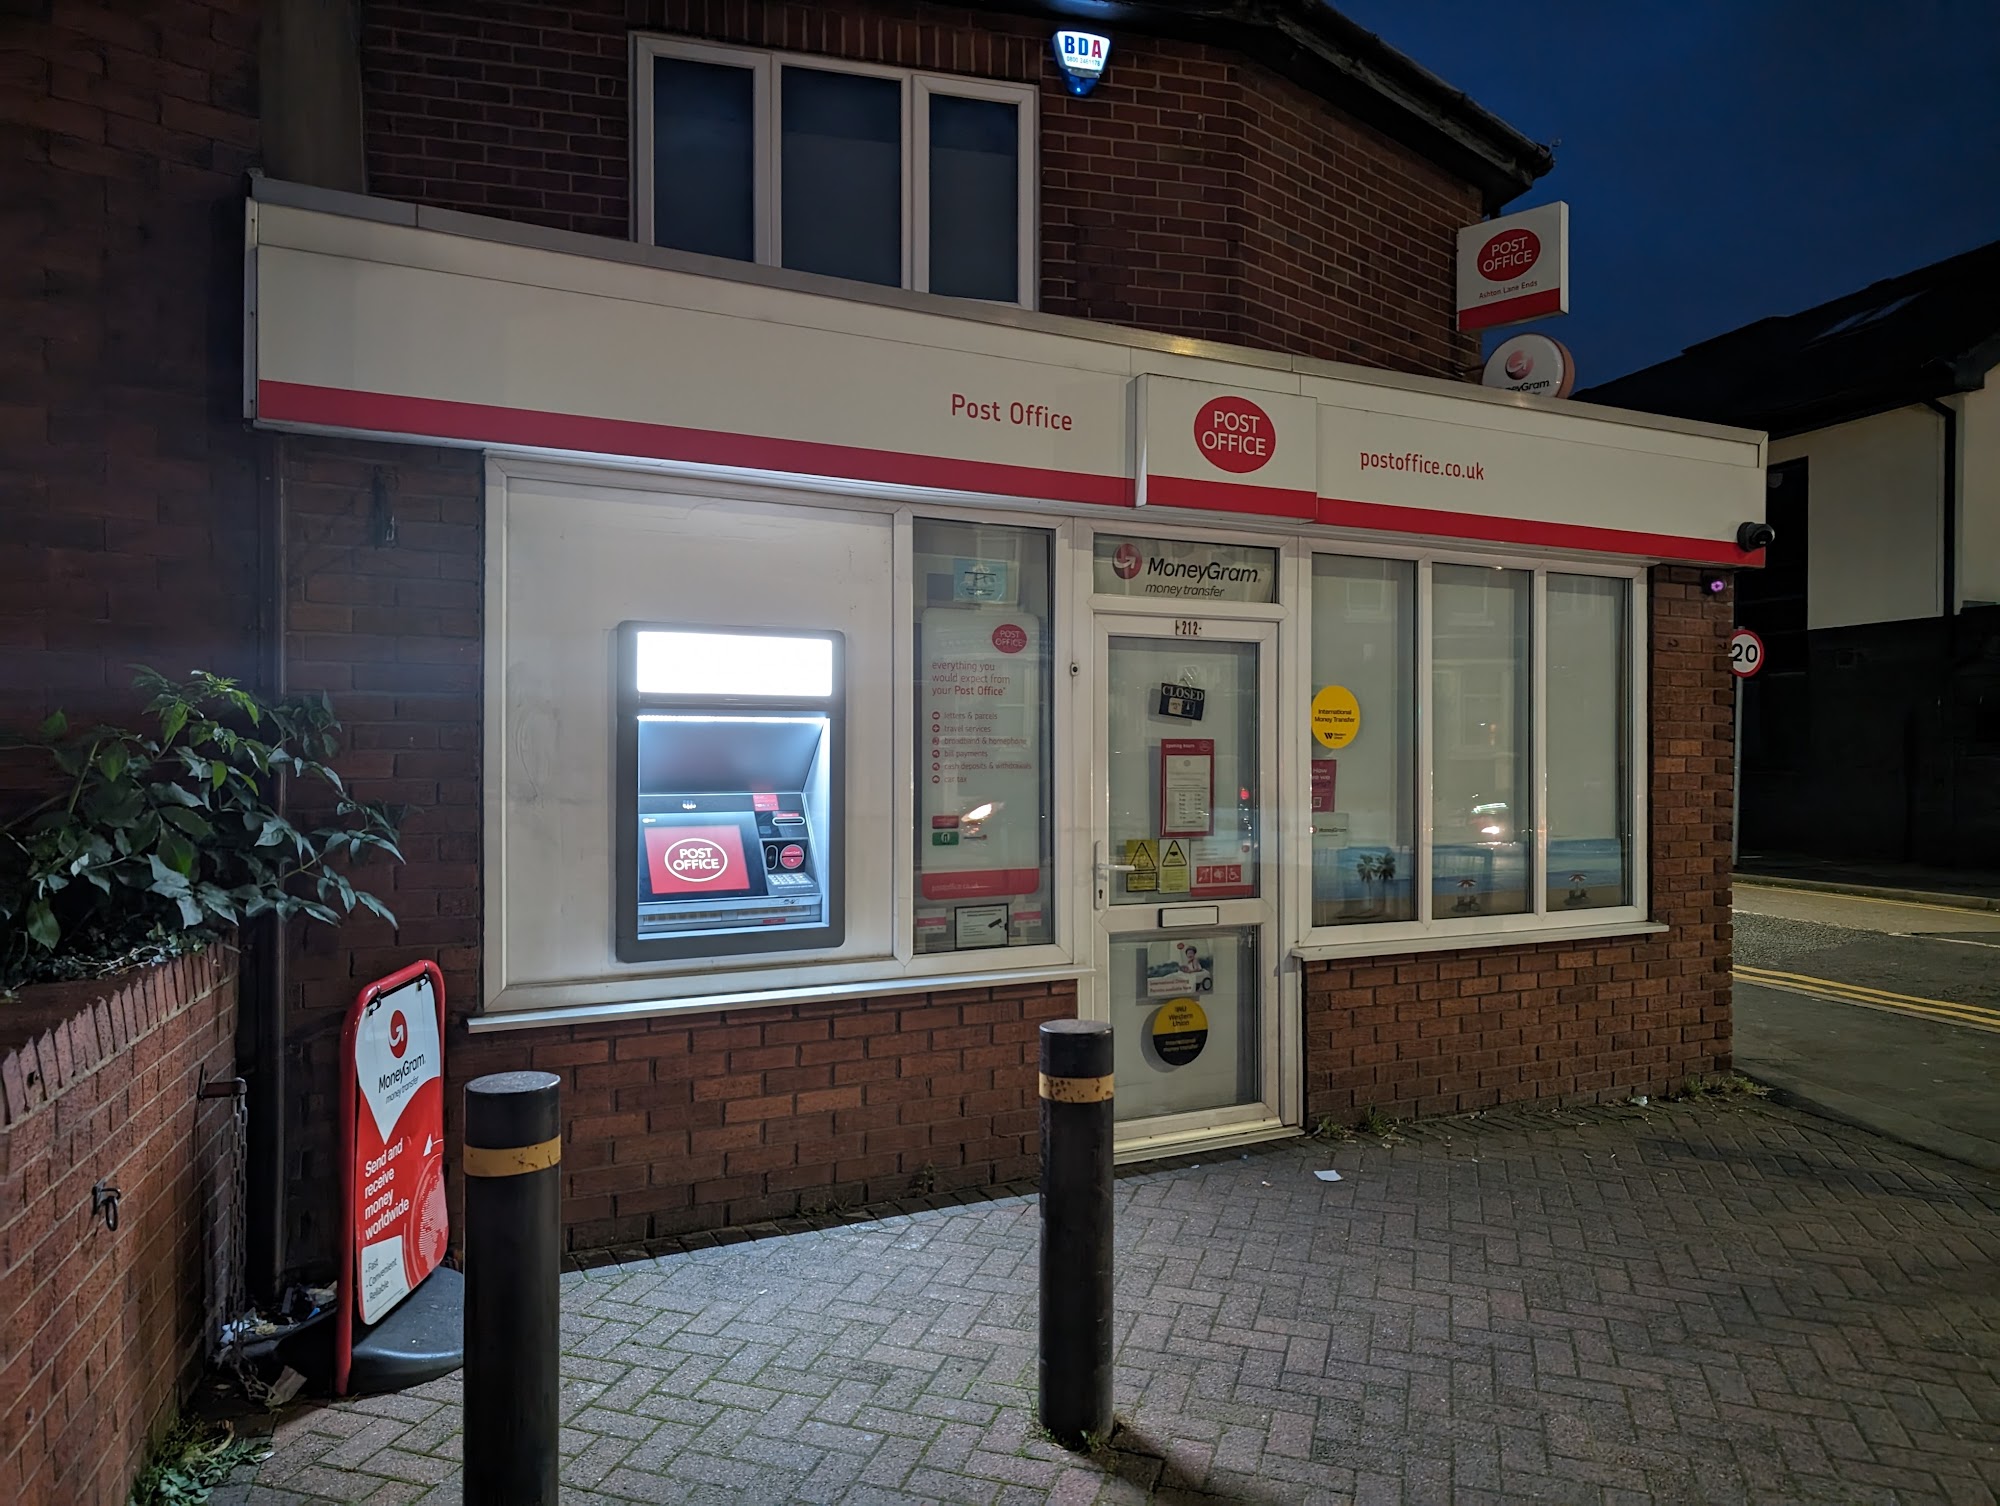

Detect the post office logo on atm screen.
[
  {"left": 665, "top": 838, "right": 729, "bottom": 882},
  {"left": 645, "top": 824, "right": 748, "bottom": 895}
]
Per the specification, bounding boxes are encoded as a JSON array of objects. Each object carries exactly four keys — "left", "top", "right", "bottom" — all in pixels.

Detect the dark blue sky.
[{"left": 1333, "top": 1, "right": 2000, "bottom": 383}]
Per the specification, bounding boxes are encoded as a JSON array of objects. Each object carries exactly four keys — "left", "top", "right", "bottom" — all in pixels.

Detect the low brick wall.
[
  {"left": 0, "top": 949, "right": 240, "bottom": 1506},
  {"left": 452, "top": 979, "right": 1076, "bottom": 1254}
]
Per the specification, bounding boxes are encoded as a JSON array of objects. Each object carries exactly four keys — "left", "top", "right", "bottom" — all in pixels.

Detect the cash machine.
[{"left": 614, "top": 623, "right": 843, "bottom": 961}]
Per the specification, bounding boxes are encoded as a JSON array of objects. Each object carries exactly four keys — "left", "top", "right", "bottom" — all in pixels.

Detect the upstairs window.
[{"left": 634, "top": 38, "right": 1037, "bottom": 308}]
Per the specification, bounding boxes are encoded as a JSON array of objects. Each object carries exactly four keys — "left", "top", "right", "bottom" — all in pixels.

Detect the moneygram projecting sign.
[
  {"left": 344, "top": 962, "right": 448, "bottom": 1326},
  {"left": 1456, "top": 201, "right": 1569, "bottom": 333}
]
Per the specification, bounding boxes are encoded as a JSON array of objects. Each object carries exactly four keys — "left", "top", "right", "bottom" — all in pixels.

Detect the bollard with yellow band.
[
  {"left": 462, "top": 1071, "right": 562, "bottom": 1506},
  {"left": 1038, "top": 1018, "right": 1115, "bottom": 1448}
]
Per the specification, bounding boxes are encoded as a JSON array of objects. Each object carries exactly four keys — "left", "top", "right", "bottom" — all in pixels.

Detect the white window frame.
[
  {"left": 1295, "top": 538, "right": 1649, "bottom": 955},
  {"left": 631, "top": 34, "right": 1039, "bottom": 309}
]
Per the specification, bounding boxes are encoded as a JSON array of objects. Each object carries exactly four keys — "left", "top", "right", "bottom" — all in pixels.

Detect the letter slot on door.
[{"left": 614, "top": 624, "right": 844, "bottom": 961}]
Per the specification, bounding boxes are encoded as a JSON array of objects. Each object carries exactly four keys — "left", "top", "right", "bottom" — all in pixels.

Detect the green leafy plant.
[
  {"left": 1, "top": 669, "right": 403, "bottom": 991},
  {"left": 130, "top": 1417, "right": 268, "bottom": 1504},
  {"left": 1357, "top": 1105, "right": 1397, "bottom": 1138}
]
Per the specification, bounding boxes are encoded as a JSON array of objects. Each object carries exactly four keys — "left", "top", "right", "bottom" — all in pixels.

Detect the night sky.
[{"left": 1332, "top": 1, "right": 2000, "bottom": 384}]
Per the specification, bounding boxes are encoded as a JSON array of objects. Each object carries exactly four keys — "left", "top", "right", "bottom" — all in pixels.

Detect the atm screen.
[{"left": 640, "top": 815, "right": 763, "bottom": 902}]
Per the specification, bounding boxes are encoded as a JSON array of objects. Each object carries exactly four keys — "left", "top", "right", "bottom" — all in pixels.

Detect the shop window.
[
  {"left": 634, "top": 38, "right": 1037, "bottom": 308},
  {"left": 1546, "top": 576, "right": 1631, "bottom": 910},
  {"left": 1308, "top": 556, "right": 1416, "bottom": 924},
  {"left": 1433, "top": 565, "right": 1533, "bottom": 918},
  {"left": 1306, "top": 553, "right": 1641, "bottom": 942},
  {"left": 912, "top": 519, "right": 1056, "bottom": 953}
]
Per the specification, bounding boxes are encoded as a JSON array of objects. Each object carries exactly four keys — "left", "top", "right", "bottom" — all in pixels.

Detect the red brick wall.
[
  {"left": 275, "top": 437, "right": 485, "bottom": 1268},
  {"left": 0, "top": 950, "right": 240, "bottom": 1506},
  {"left": 0, "top": 1, "right": 263, "bottom": 734},
  {"left": 1304, "top": 567, "right": 1735, "bottom": 1125},
  {"left": 452, "top": 982, "right": 1072, "bottom": 1253},
  {"left": 358, "top": 0, "right": 1484, "bottom": 377}
]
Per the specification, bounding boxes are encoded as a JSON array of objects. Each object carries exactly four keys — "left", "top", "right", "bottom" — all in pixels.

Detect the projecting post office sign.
[{"left": 1456, "top": 201, "right": 1569, "bottom": 332}]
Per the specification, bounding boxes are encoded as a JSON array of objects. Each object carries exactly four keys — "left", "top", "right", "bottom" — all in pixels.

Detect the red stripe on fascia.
[
  {"left": 1457, "top": 287, "right": 1566, "bottom": 333},
  {"left": 1143, "top": 472, "right": 1317, "bottom": 520},
  {"left": 1314, "top": 495, "right": 1757, "bottom": 565},
  {"left": 257, "top": 381, "right": 1133, "bottom": 509}
]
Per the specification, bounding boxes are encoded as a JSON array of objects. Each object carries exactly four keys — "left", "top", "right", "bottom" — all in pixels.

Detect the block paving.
[{"left": 217, "top": 1096, "right": 2000, "bottom": 1504}]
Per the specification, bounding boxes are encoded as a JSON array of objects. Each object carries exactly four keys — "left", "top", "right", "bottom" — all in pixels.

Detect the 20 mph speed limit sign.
[{"left": 1728, "top": 628, "right": 1765, "bottom": 678}]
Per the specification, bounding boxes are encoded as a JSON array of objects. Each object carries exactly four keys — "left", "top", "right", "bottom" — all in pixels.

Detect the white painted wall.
[
  {"left": 1957, "top": 383, "right": 2000, "bottom": 609},
  {"left": 1770, "top": 405, "right": 1944, "bottom": 629}
]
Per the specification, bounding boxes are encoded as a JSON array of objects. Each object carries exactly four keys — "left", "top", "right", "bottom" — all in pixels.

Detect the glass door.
[{"left": 1089, "top": 616, "right": 1282, "bottom": 1150}]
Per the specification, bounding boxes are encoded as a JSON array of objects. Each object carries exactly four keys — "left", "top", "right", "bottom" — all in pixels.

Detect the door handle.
[{"left": 1093, "top": 841, "right": 1138, "bottom": 911}]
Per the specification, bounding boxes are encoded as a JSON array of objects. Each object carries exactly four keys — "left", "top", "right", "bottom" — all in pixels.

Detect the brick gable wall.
[
  {"left": 0, "top": 951, "right": 240, "bottom": 1506},
  {"left": 358, "top": 0, "right": 1484, "bottom": 376},
  {"left": 0, "top": 1, "right": 263, "bottom": 734}
]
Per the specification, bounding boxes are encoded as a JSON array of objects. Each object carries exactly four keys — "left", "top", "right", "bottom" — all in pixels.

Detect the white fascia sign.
[
  {"left": 1457, "top": 201, "right": 1569, "bottom": 333},
  {"left": 1053, "top": 30, "right": 1111, "bottom": 95}
]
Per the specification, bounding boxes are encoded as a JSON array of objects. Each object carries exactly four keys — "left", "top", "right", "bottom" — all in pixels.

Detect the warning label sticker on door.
[
  {"left": 1124, "top": 838, "right": 1159, "bottom": 893},
  {"left": 1160, "top": 840, "right": 1191, "bottom": 894}
]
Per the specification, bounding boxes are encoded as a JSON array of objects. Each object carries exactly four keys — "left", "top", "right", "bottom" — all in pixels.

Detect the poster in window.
[
  {"left": 1160, "top": 738, "right": 1214, "bottom": 838},
  {"left": 919, "top": 607, "right": 1044, "bottom": 904}
]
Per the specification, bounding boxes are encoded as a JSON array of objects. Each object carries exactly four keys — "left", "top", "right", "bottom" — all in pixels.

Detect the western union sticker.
[
  {"left": 1311, "top": 685, "right": 1360, "bottom": 749},
  {"left": 1160, "top": 839, "right": 1191, "bottom": 894},
  {"left": 1151, "top": 996, "right": 1208, "bottom": 1066},
  {"left": 1124, "top": 838, "right": 1158, "bottom": 893}
]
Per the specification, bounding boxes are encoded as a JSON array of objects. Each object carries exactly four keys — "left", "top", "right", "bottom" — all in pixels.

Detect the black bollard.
[
  {"left": 1038, "top": 1018, "right": 1114, "bottom": 1448},
  {"left": 462, "top": 1071, "right": 563, "bottom": 1506}
]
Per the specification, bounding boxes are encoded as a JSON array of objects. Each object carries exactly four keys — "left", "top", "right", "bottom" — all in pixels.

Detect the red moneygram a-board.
[{"left": 336, "top": 960, "right": 448, "bottom": 1395}]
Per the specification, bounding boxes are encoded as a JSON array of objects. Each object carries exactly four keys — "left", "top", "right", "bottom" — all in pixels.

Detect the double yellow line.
[{"left": 1734, "top": 964, "right": 2000, "bottom": 1035}]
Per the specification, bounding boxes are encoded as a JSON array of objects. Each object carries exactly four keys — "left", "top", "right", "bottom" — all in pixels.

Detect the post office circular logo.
[
  {"left": 991, "top": 623, "right": 1028, "bottom": 654},
  {"left": 1194, "top": 396, "right": 1274, "bottom": 474},
  {"left": 1478, "top": 228, "right": 1540, "bottom": 282},
  {"left": 663, "top": 838, "right": 730, "bottom": 882}
]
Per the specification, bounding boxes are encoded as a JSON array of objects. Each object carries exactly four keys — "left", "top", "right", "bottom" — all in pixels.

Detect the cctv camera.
[{"left": 1737, "top": 521, "right": 1776, "bottom": 552}]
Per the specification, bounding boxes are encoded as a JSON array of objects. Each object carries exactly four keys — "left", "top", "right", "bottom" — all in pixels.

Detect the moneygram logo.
[
  {"left": 1505, "top": 348, "right": 1534, "bottom": 380},
  {"left": 1112, "top": 543, "right": 1143, "bottom": 579},
  {"left": 388, "top": 1010, "right": 408, "bottom": 1059},
  {"left": 662, "top": 838, "right": 730, "bottom": 883}
]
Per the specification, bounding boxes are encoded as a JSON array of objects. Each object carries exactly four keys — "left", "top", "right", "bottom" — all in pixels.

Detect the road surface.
[{"left": 1732, "top": 882, "right": 2000, "bottom": 1168}]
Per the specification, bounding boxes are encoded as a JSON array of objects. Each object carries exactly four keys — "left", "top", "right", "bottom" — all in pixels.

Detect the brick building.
[{"left": 7, "top": 0, "right": 1762, "bottom": 1288}]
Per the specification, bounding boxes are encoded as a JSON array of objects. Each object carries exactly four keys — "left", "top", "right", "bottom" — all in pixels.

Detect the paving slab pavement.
[{"left": 216, "top": 1098, "right": 2000, "bottom": 1505}]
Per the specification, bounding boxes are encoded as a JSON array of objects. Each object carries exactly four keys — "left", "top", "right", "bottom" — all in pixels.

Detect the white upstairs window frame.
[{"left": 631, "top": 34, "right": 1039, "bottom": 310}]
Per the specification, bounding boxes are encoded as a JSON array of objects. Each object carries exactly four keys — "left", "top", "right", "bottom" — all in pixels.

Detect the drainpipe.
[
  {"left": 244, "top": 432, "right": 289, "bottom": 1303},
  {"left": 1924, "top": 397, "right": 1958, "bottom": 618},
  {"left": 1921, "top": 397, "right": 1959, "bottom": 866}
]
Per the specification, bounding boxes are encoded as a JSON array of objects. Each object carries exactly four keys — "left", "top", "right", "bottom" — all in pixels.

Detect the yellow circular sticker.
[
  {"left": 1311, "top": 685, "right": 1360, "bottom": 749},
  {"left": 1151, "top": 996, "right": 1209, "bottom": 1067}
]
